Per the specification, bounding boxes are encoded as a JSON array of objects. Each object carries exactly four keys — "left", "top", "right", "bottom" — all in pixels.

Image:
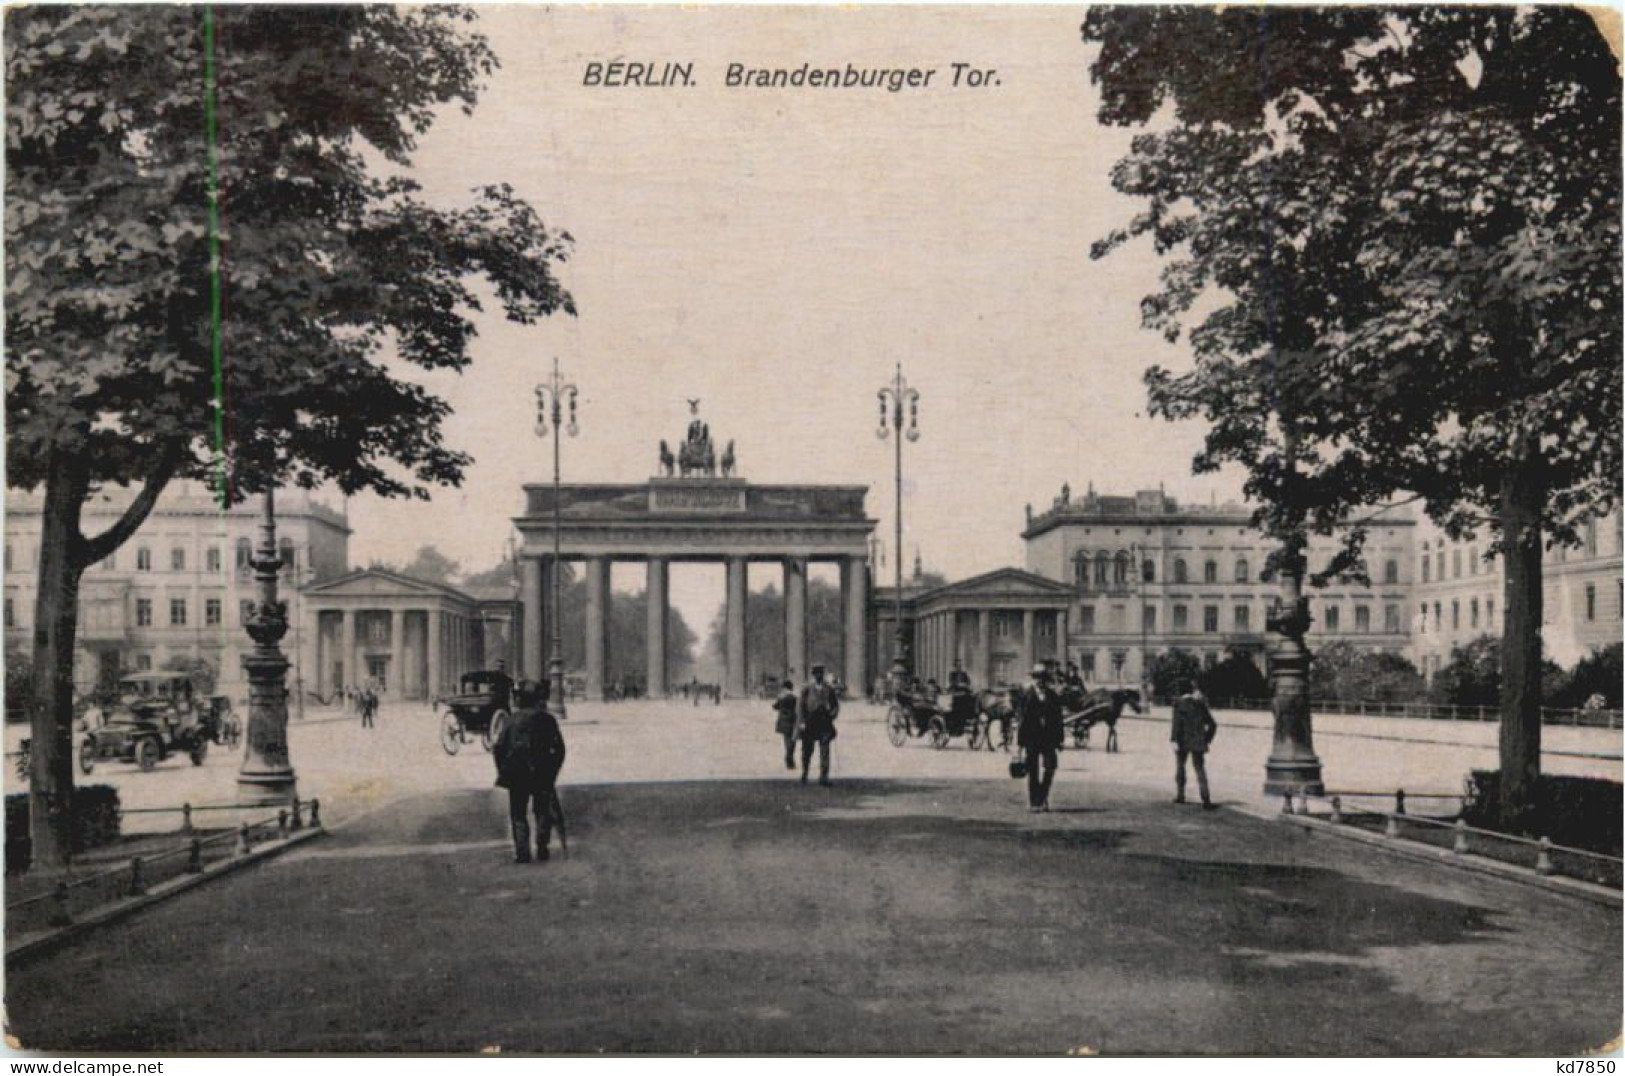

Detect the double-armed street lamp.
[
  {"left": 535, "top": 358, "right": 579, "bottom": 719},
  {"left": 876, "top": 364, "right": 920, "bottom": 693}
]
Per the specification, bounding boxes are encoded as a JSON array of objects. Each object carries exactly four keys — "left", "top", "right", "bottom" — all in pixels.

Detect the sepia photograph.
[{"left": 2, "top": 2, "right": 1621, "bottom": 1059}]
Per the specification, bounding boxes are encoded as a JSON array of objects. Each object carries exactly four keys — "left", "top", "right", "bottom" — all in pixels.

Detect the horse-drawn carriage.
[
  {"left": 886, "top": 687, "right": 989, "bottom": 749},
  {"left": 435, "top": 670, "right": 512, "bottom": 755},
  {"left": 1057, "top": 686, "right": 1142, "bottom": 751}
]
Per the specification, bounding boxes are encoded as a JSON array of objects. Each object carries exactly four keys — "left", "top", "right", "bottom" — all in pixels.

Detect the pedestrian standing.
[
  {"left": 1017, "top": 662, "right": 1064, "bottom": 812},
  {"left": 797, "top": 664, "right": 840, "bottom": 787},
  {"left": 773, "top": 679, "right": 799, "bottom": 770},
  {"left": 360, "top": 686, "right": 377, "bottom": 729},
  {"left": 1171, "top": 682, "right": 1218, "bottom": 809},
  {"left": 493, "top": 679, "right": 568, "bottom": 863}
]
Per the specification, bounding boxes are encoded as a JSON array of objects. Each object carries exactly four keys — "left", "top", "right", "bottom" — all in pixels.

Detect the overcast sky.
[{"left": 347, "top": 6, "right": 1241, "bottom": 628}]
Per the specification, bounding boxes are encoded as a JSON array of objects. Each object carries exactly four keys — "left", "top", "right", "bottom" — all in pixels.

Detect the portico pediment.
[
  {"left": 917, "top": 567, "right": 1073, "bottom": 609},
  {"left": 304, "top": 568, "right": 467, "bottom": 602}
]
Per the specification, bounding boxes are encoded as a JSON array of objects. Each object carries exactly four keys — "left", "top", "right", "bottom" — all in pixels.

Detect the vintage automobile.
[
  {"left": 434, "top": 669, "right": 514, "bottom": 755},
  {"left": 79, "top": 671, "right": 214, "bottom": 774}
]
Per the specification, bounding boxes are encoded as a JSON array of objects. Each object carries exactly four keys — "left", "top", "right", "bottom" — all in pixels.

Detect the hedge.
[
  {"left": 5, "top": 785, "right": 123, "bottom": 874},
  {"left": 1462, "top": 770, "right": 1622, "bottom": 858}
]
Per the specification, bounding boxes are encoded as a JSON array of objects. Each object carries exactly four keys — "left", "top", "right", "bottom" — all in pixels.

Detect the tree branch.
[{"left": 76, "top": 440, "right": 188, "bottom": 567}]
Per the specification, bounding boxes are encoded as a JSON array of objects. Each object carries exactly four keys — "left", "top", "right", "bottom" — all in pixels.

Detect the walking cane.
[{"left": 551, "top": 787, "right": 569, "bottom": 858}]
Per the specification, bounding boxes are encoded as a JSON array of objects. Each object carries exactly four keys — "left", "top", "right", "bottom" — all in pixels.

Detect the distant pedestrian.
[
  {"left": 772, "top": 679, "right": 799, "bottom": 770},
  {"left": 360, "top": 688, "right": 378, "bottom": 729},
  {"left": 1170, "top": 682, "right": 1217, "bottom": 809},
  {"left": 797, "top": 664, "right": 840, "bottom": 787},
  {"left": 493, "top": 679, "right": 568, "bottom": 863},
  {"left": 1017, "top": 662, "right": 1064, "bottom": 812}
]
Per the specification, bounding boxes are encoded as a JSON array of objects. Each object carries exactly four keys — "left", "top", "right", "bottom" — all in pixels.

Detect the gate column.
[
  {"left": 521, "top": 557, "right": 543, "bottom": 680},
  {"left": 584, "top": 557, "right": 610, "bottom": 700},
  {"left": 646, "top": 557, "right": 669, "bottom": 698},
  {"left": 978, "top": 609, "right": 993, "bottom": 687},
  {"left": 784, "top": 557, "right": 808, "bottom": 684},
  {"left": 726, "top": 556, "right": 748, "bottom": 697},
  {"left": 841, "top": 556, "right": 867, "bottom": 696}
]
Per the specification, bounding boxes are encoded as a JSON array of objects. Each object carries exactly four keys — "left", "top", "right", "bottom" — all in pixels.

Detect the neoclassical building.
[{"left": 874, "top": 568, "right": 1073, "bottom": 689}]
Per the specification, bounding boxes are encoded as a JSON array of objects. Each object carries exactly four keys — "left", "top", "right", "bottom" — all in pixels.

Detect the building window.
[
  {"left": 136, "top": 546, "right": 152, "bottom": 572},
  {"left": 1468, "top": 547, "right": 1478, "bottom": 576},
  {"left": 136, "top": 599, "right": 153, "bottom": 627},
  {"left": 170, "top": 547, "right": 185, "bottom": 572},
  {"left": 1080, "top": 651, "right": 1096, "bottom": 678},
  {"left": 1451, "top": 600, "right": 1460, "bottom": 630},
  {"left": 170, "top": 598, "right": 187, "bottom": 626},
  {"left": 3, "top": 598, "right": 12, "bottom": 628},
  {"left": 1203, "top": 560, "right": 1218, "bottom": 584},
  {"left": 206, "top": 599, "right": 222, "bottom": 627},
  {"left": 206, "top": 547, "right": 221, "bottom": 573},
  {"left": 1384, "top": 560, "right": 1399, "bottom": 584},
  {"left": 1485, "top": 599, "right": 1494, "bottom": 628},
  {"left": 1141, "top": 558, "right": 1155, "bottom": 584},
  {"left": 1202, "top": 605, "right": 1219, "bottom": 633},
  {"left": 1418, "top": 603, "right": 1427, "bottom": 632},
  {"left": 1235, "top": 559, "right": 1249, "bottom": 583},
  {"left": 1422, "top": 558, "right": 1431, "bottom": 583},
  {"left": 136, "top": 653, "right": 153, "bottom": 672},
  {"left": 1113, "top": 552, "right": 1130, "bottom": 586},
  {"left": 1073, "top": 553, "right": 1089, "bottom": 589},
  {"left": 1143, "top": 605, "right": 1156, "bottom": 632},
  {"left": 236, "top": 538, "right": 253, "bottom": 570},
  {"left": 1433, "top": 601, "right": 1442, "bottom": 628},
  {"left": 1173, "top": 558, "right": 1188, "bottom": 584},
  {"left": 1234, "top": 605, "right": 1250, "bottom": 631},
  {"left": 1172, "top": 604, "right": 1188, "bottom": 631},
  {"left": 3, "top": 545, "right": 10, "bottom": 572},
  {"left": 278, "top": 537, "right": 296, "bottom": 571},
  {"left": 1094, "top": 553, "right": 1109, "bottom": 586},
  {"left": 369, "top": 618, "right": 388, "bottom": 644},
  {"left": 1325, "top": 606, "right": 1340, "bottom": 633},
  {"left": 1385, "top": 605, "right": 1401, "bottom": 634},
  {"left": 1354, "top": 605, "right": 1371, "bottom": 632},
  {"left": 995, "top": 614, "right": 1014, "bottom": 639},
  {"left": 1586, "top": 584, "right": 1597, "bottom": 621},
  {"left": 1078, "top": 606, "right": 1095, "bottom": 633},
  {"left": 1585, "top": 519, "right": 1598, "bottom": 557},
  {"left": 1435, "top": 550, "right": 1444, "bottom": 579}
]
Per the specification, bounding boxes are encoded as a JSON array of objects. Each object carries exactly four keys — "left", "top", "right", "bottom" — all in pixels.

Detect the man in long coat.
[
  {"left": 493, "top": 679, "right": 568, "bottom": 862},
  {"left": 772, "top": 678, "right": 799, "bottom": 771},
  {"left": 797, "top": 664, "right": 840, "bottom": 787},
  {"left": 1170, "top": 682, "right": 1218, "bottom": 809},
  {"left": 1017, "top": 663, "right": 1065, "bottom": 812}
]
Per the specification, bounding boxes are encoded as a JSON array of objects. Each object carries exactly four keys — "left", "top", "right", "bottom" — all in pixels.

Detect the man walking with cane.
[
  {"left": 797, "top": 663, "right": 840, "bottom": 787},
  {"left": 493, "top": 679, "right": 568, "bottom": 863}
]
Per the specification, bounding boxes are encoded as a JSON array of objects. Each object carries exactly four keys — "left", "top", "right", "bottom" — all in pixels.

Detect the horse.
[
  {"left": 976, "top": 688, "right": 1020, "bottom": 752},
  {"left": 658, "top": 440, "right": 676, "bottom": 476},
  {"left": 721, "top": 440, "right": 736, "bottom": 477},
  {"left": 1067, "top": 688, "right": 1142, "bottom": 752}
]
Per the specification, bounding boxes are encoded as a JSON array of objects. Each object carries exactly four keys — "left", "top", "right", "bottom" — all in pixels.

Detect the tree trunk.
[
  {"left": 28, "top": 457, "right": 90, "bottom": 871},
  {"left": 1497, "top": 450, "right": 1545, "bottom": 832}
]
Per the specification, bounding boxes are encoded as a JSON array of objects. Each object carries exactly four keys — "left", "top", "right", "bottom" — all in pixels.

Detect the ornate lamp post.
[
  {"left": 876, "top": 364, "right": 920, "bottom": 693},
  {"left": 237, "top": 489, "right": 297, "bottom": 805},
  {"left": 535, "top": 358, "right": 579, "bottom": 717},
  {"left": 1263, "top": 554, "right": 1325, "bottom": 797}
]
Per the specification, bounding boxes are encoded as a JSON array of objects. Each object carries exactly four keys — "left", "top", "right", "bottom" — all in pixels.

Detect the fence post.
[
  {"left": 1452, "top": 820, "right": 1469, "bottom": 855},
  {"left": 277, "top": 809, "right": 288, "bottom": 839},
  {"left": 187, "top": 838, "right": 203, "bottom": 874},
  {"left": 1395, "top": 789, "right": 1406, "bottom": 816},
  {"left": 310, "top": 799, "right": 322, "bottom": 829},
  {"left": 48, "top": 880, "right": 72, "bottom": 927},
  {"left": 181, "top": 802, "right": 193, "bottom": 834},
  {"left": 1330, "top": 796, "right": 1343, "bottom": 824},
  {"left": 290, "top": 799, "right": 304, "bottom": 831},
  {"left": 1536, "top": 837, "right": 1555, "bottom": 876},
  {"left": 237, "top": 822, "right": 252, "bottom": 857},
  {"left": 128, "top": 857, "right": 146, "bottom": 897}
]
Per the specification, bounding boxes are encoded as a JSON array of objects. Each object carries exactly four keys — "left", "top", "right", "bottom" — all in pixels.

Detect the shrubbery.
[
  {"left": 1463, "top": 770, "right": 1622, "bottom": 856},
  {"left": 5, "top": 784, "right": 123, "bottom": 874}
]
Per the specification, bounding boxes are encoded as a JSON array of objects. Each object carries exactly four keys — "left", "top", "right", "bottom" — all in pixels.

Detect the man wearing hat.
[
  {"left": 1017, "top": 662, "right": 1065, "bottom": 811},
  {"left": 493, "top": 679, "right": 568, "bottom": 863},
  {"left": 797, "top": 663, "right": 840, "bottom": 786},
  {"left": 1170, "top": 680, "right": 1218, "bottom": 809}
]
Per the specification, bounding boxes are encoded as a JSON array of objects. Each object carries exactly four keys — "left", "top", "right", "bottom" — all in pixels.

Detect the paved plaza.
[{"left": 5, "top": 700, "right": 1622, "bottom": 1053}]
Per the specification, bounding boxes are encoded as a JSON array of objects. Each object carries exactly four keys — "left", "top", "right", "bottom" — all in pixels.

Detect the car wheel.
[
  {"left": 135, "top": 737, "right": 159, "bottom": 772},
  {"left": 440, "top": 713, "right": 462, "bottom": 756},
  {"left": 483, "top": 709, "right": 509, "bottom": 752}
]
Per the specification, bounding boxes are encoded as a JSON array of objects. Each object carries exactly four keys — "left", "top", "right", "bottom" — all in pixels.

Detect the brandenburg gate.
[{"left": 512, "top": 420, "right": 875, "bottom": 698}]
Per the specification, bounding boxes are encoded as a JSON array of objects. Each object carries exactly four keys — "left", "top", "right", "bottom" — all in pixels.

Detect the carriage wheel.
[
  {"left": 483, "top": 709, "right": 509, "bottom": 752},
  {"left": 886, "top": 706, "right": 909, "bottom": 748},
  {"left": 78, "top": 740, "right": 94, "bottom": 775},
  {"left": 439, "top": 713, "right": 463, "bottom": 756},
  {"left": 135, "top": 737, "right": 160, "bottom": 772},
  {"left": 1073, "top": 724, "right": 1090, "bottom": 749},
  {"left": 189, "top": 739, "right": 209, "bottom": 766},
  {"left": 968, "top": 714, "right": 989, "bottom": 751},
  {"left": 928, "top": 716, "right": 950, "bottom": 750}
]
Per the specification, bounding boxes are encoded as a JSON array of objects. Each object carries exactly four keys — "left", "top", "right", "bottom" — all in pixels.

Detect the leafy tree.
[
  {"left": 160, "top": 654, "right": 217, "bottom": 698},
  {"left": 1430, "top": 634, "right": 1564, "bottom": 710},
  {"left": 5, "top": 648, "right": 33, "bottom": 719},
  {"left": 1083, "top": 8, "right": 1620, "bottom": 825},
  {"left": 1147, "top": 648, "right": 1202, "bottom": 700},
  {"left": 1198, "top": 652, "right": 1269, "bottom": 707},
  {"left": 1540, "top": 643, "right": 1622, "bottom": 711},
  {"left": 6, "top": 7, "right": 574, "bottom": 866},
  {"left": 1312, "top": 641, "right": 1425, "bottom": 705},
  {"left": 400, "top": 546, "right": 461, "bottom": 587},
  {"left": 702, "top": 578, "right": 846, "bottom": 689}
]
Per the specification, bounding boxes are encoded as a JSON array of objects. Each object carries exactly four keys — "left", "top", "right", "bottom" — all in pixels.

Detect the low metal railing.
[
  {"left": 1279, "top": 789, "right": 1622, "bottom": 890},
  {"left": 1214, "top": 698, "right": 1622, "bottom": 728},
  {"left": 5, "top": 798, "right": 321, "bottom": 937}
]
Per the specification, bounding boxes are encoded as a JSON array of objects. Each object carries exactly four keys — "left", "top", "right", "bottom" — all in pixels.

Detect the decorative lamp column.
[
  {"left": 876, "top": 364, "right": 921, "bottom": 695},
  {"left": 1263, "top": 568, "right": 1325, "bottom": 797},
  {"left": 237, "top": 489, "right": 298, "bottom": 805},
  {"left": 534, "top": 358, "right": 579, "bottom": 717}
]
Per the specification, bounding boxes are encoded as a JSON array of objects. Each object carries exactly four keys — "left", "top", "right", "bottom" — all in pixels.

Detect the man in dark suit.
[
  {"left": 1017, "top": 662, "right": 1064, "bottom": 812},
  {"left": 948, "top": 659, "right": 972, "bottom": 694},
  {"left": 772, "top": 678, "right": 799, "bottom": 770},
  {"left": 797, "top": 664, "right": 840, "bottom": 787},
  {"left": 1171, "top": 681, "right": 1218, "bottom": 809},
  {"left": 493, "top": 679, "right": 568, "bottom": 862}
]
